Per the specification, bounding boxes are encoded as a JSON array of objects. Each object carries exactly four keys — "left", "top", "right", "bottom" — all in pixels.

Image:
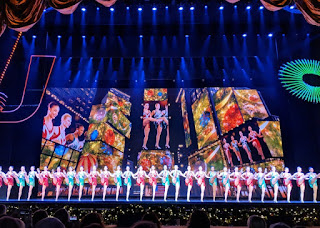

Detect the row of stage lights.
[{"left": 78, "top": 4, "right": 296, "bottom": 12}]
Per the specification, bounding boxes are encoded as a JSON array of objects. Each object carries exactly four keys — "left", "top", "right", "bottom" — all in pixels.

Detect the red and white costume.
[
  {"left": 40, "top": 172, "right": 50, "bottom": 187},
  {"left": 137, "top": 173, "right": 145, "bottom": 186},
  {"left": 53, "top": 173, "right": 64, "bottom": 186},
  {"left": 5, "top": 173, "right": 14, "bottom": 186},
  {"left": 50, "top": 126, "right": 66, "bottom": 145},
  {"left": 149, "top": 172, "right": 157, "bottom": 186},
  {"left": 101, "top": 173, "right": 109, "bottom": 186},
  {"left": 185, "top": 172, "right": 193, "bottom": 186},
  {"left": 42, "top": 119, "right": 54, "bottom": 139},
  {"left": 89, "top": 173, "right": 98, "bottom": 186}
]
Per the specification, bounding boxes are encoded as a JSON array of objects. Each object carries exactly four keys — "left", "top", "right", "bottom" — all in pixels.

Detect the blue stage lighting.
[
  {"left": 282, "top": 34, "right": 285, "bottom": 37},
  {"left": 246, "top": 6, "right": 251, "bottom": 10},
  {"left": 138, "top": 7, "right": 142, "bottom": 11},
  {"left": 190, "top": 6, "right": 195, "bottom": 11},
  {"left": 81, "top": 7, "right": 86, "bottom": 12},
  {"left": 234, "top": 5, "right": 237, "bottom": 9},
  {"left": 219, "top": 6, "right": 224, "bottom": 10},
  {"left": 259, "top": 6, "right": 264, "bottom": 10},
  {"left": 96, "top": 7, "right": 100, "bottom": 10},
  {"left": 152, "top": 7, "right": 157, "bottom": 11},
  {"left": 57, "top": 35, "right": 61, "bottom": 38},
  {"left": 268, "top": 33, "right": 273, "bottom": 37},
  {"left": 110, "top": 8, "right": 114, "bottom": 12},
  {"left": 82, "top": 35, "right": 86, "bottom": 39},
  {"left": 307, "top": 33, "right": 310, "bottom": 36},
  {"left": 32, "top": 35, "right": 36, "bottom": 39},
  {"left": 166, "top": 6, "right": 169, "bottom": 9},
  {"left": 290, "top": 5, "right": 295, "bottom": 9},
  {"left": 126, "top": 6, "right": 129, "bottom": 10},
  {"left": 179, "top": 6, "right": 183, "bottom": 11},
  {"left": 185, "top": 35, "right": 189, "bottom": 38},
  {"left": 205, "top": 5, "right": 208, "bottom": 9},
  {"left": 242, "top": 34, "right": 247, "bottom": 37},
  {"left": 140, "top": 35, "right": 143, "bottom": 38}
]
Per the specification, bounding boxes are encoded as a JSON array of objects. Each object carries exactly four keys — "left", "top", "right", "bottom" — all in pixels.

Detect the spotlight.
[
  {"left": 138, "top": 7, "right": 142, "bottom": 11},
  {"left": 242, "top": 34, "right": 247, "bottom": 37},
  {"left": 152, "top": 7, "right": 157, "bottom": 11},
  {"left": 246, "top": 6, "right": 251, "bottom": 10},
  {"left": 32, "top": 35, "right": 36, "bottom": 39},
  {"left": 205, "top": 5, "right": 208, "bottom": 9},
  {"left": 126, "top": 7, "right": 129, "bottom": 10},
  {"left": 259, "top": 6, "right": 264, "bottom": 10},
  {"left": 110, "top": 8, "right": 114, "bottom": 12},
  {"left": 179, "top": 6, "right": 183, "bottom": 11},
  {"left": 307, "top": 33, "right": 310, "bottom": 36},
  {"left": 219, "top": 6, "right": 224, "bottom": 10},
  {"left": 96, "top": 7, "right": 100, "bottom": 10},
  {"left": 282, "top": 34, "right": 285, "bottom": 37},
  {"left": 290, "top": 5, "right": 295, "bottom": 9},
  {"left": 140, "top": 35, "right": 143, "bottom": 38},
  {"left": 190, "top": 6, "right": 195, "bottom": 11},
  {"left": 82, "top": 35, "right": 86, "bottom": 39},
  {"left": 44, "top": 9, "right": 46, "bottom": 12},
  {"left": 268, "top": 33, "right": 273, "bottom": 37},
  {"left": 81, "top": 7, "right": 86, "bottom": 12},
  {"left": 57, "top": 35, "right": 61, "bottom": 38},
  {"left": 185, "top": 35, "right": 189, "bottom": 38},
  {"left": 165, "top": 6, "right": 169, "bottom": 9},
  {"left": 234, "top": 5, "right": 237, "bottom": 9}
]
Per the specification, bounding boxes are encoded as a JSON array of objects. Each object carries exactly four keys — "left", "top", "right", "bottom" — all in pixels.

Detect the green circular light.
[{"left": 279, "top": 59, "right": 320, "bottom": 103}]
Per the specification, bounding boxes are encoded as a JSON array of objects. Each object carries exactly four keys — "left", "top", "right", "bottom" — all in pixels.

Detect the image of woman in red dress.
[
  {"left": 50, "top": 113, "right": 72, "bottom": 145},
  {"left": 42, "top": 102, "right": 60, "bottom": 140},
  {"left": 142, "top": 103, "right": 157, "bottom": 150},
  {"left": 248, "top": 126, "right": 265, "bottom": 160}
]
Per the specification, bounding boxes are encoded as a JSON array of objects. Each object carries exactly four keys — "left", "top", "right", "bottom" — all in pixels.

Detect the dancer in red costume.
[
  {"left": 53, "top": 167, "right": 66, "bottom": 201},
  {"left": 222, "top": 138, "right": 234, "bottom": 167},
  {"left": 133, "top": 166, "right": 149, "bottom": 201},
  {"left": 4, "top": 166, "right": 17, "bottom": 201},
  {"left": 50, "top": 113, "right": 72, "bottom": 145},
  {"left": 148, "top": 166, "right": 159, "bottom": 201},
  {"left": 230, "top": 167, "right": 242, "bottom": 202},
  {"left": 241, "top": 167, "right": 254, "bottom": 202},
  {"left": 248, "top": 126, "right": 265, "bottom": 160},
  {"left": 100, "top": 166, "right": 112, "bottom": 201},
  {"left": 0, "top": 166, "right": 6, "bottom": 188},
  {"left": 195, "top": 166, "right": 206, "bottom": 202},
  {"left": 38, "top": 166, "right": 53, "bottom": 201},
  {"left": 88, "top": 165, "right": 100, "bottom": 201},
  {"left": 42, "top": 102, "right": 60, "bottom": 140},
  {"left": 142, "top": 103, "right": 157, "bottom": 150},
  {"left": 292, "top": 167, "right": 306, "bottom": 202},
  {"left": 280, "top": 167, "right": 293, "bottom": 202},
  {"left": 183, "top": 166, "right": 194, "bottom": 202}
]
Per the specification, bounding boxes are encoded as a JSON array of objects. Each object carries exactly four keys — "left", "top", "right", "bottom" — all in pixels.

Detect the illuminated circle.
[{"left": 279, "top": 59, "right": 320, "bottom": 103}]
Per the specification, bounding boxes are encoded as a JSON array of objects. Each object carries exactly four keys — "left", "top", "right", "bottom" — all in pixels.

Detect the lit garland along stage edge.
[{"left": 279, "top": 59, "right": 320, "bottom": 103}]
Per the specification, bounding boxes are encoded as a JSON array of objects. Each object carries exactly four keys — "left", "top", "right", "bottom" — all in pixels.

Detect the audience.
[
  {"left": 247, "top": 215, "right": 267, "bottom": 228},
  {"left": 187, "top": 210, "right": 210, "bottom": 228},
  {"left": 32, "top": 209, "right": 48, "bottom": 227},
  {"left": 54, "top": 208, "right": 70, "bottom": 227},
  {"left": 35, "top": 217, "right": 65, "bottom": 228},
  {"left": 0, "top": 215, "right": 25, "bottom": 228},
  {"left": 131, "top": 221, "right": 158, "bottom": 228},
  {"left": 141, "top": 212, "right": 161, "bottom": 228},
  {"left": 80, "top": 212, "right": 104, "bottom": 228},
  {"left": 270, "top": 222, "right": 291, "bottom": 228},
  {"left": 0, "top": 204, "right": 6, "bottom": 217}
]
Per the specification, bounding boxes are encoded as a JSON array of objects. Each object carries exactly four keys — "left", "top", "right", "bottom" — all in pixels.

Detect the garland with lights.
[{"left": 279, "top": 59, "right": 320, "bottom": 103}]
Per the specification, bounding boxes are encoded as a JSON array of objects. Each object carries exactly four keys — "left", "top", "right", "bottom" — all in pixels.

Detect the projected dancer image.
[
  {"left": 241, "top": 167, "right": 255, "bottom": 202},
  {"left": 133, "top": 166, "right": 149, "bottom": 201},
  {"left": 142, "top": 103, "right": 157, "bottom": 150},
  {"left": 152, "top": 103, "right": 170, "bottom": 149},
  {"left": 38, "top": 166, "right": 53, "bottom": 201},
  {"left": 238, "top": 131, "right": 253, "bottom": 163},
  {"left": 52, "top": 167, "right": 66, "bottom": 201},
  {"left": 4, "top": 166, "right": 17, "bottom": 201},
  {"left": 230, "top": 167, "right": 242, "bottom": 202},
  {"left": 254, "top": 167, "right": 267, "bottom": 202},
  {"left": 170, "top": 165, "right": 184, "bottom": 201},
  {"left": 122, "top": 166, "right": 134, "bottom": 201},
  {"left": 265, "top": 166, "right": 280, "bottom": 202},
  {"left": 207, "top": 166, "right": 218, "bottom": 201},
  {"left": 51, "top": 113, "right": 72, "bottom": 145},
  {"left": 305, "top": 167, "right": 320, "bottom": 202},
  {"left": 222, "top": 138, "right": 233, "bottom": 167},
  {"left": 248, "top": 126, "right": 265, "bottom": 160},
  {"left": 281, "top": 167, "right": 293, "bottom": 202},
  {"left": 230, "top": 136, "right": 243, "bottom": 165},
  {"left": 100, "top": 166, "right": 112, "bottom": 201},
  {"left": 218, "top": 167, "right": 231, "bottom": 202},
  {"left": 17, "top": 166, "right": 27, "bottom": 201},
  {"left": 66, "top": 167, "right": 76, "bottom": 201},
  {"left": 292, "top": 167, "right": 306, "bottom": 203},
  {"left": 159, "top": 165, "right": 171, "bottom": 201},
  {"left": 195, "top": 166, "right": 207, "bottom": 202},
  {"left": 66, "top": 123, "right": 85, "bottom": 150},
  {"left": 113, "top": 166, "right": 123, "bottom": 201},
  {"left": 76, "top": 166, "right": 87, "bottom": 201},
  {"left": 148, "top": 166, "right": 159, "bottom": 201},
  {"left": 184, "top": 166, "right": 194, "bottom": 202},
  {"left": 27, "top": 166, "right": 38, "bottom": 201},
  {"left": 43, "top": 102, "right": 60, "bottom": 140}
]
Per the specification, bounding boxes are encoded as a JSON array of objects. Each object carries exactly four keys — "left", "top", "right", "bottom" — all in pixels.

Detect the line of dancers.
[{"left": 0, "top": 165, "right": 319, "bottom": 202}]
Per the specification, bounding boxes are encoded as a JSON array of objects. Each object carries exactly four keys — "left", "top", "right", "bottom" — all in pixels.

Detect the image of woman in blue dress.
[
  {"left": 230, "top": 136, "right": 243, "bottom": 165},
  {"left": 238, "top": 131, "right": 253, "bottom": 163},
  {"left": 152, "top": 103, "right": 170, "bottom": 149}
]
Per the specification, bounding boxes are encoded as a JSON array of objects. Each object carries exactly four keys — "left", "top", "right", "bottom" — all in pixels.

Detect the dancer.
[
  {"left": 134, "top": 166, "right": 149, "bottom": 201},
  {"left": 152, "top": 103, "right": 169, "bottom": 149},
  {"left": 184, "top": 166, "right": 194, "bottom": 202},
  {"left": 265, "top": 166, "right": 280, "bottom": 202},
  {"left": 142, "top": 103, "right": 156, "bottom": 150},
  {"left": 238, "top": 131, "right": 253, "bottom": 163},
  {"left": 305, "top": 167, "right": 320, "bottom": 202},
  {"left": 218, "top": 167, "right": 231, "bottom": 202},
  {"left": 26, "top": 166, "right": 38, "bottom": 201},
  {"left": 158, "top": 165, "right": 170, "bottom": 201},
  {"left": 53, "top": 167, "right": 66, "bottom": 201},
  {"left": 292, "top": 167, "right": 306, "bottom": 202},
  {"left": 230, "top": 136, "right": 243, "bottom": 165},
  {"left": 0, "top": 166, "right": 5, "bottom": 188},
  {"left": 122, "top": 166, "right": 134, "bottom": 201},
  {"left": 222, "top": 138, "right": 233, "bottom": 167},
  {"left": 42, "top": 101, "right": 60, "bottom": 140},
  {"left": 148, "top": 166, "right": 159, "bottom": 201},
  {"left": 4, "top": 166, "right": 17, "bottom": 201},
  {"left": 248, "top": 126, "right": 265, "bottom": 160},
  {"left": 195, "top": 166, "right": 206, "bottom": 202},
  {"left": 50, "top": 113, "right": 72, "bottom": 145},
  {"left": 100, "top": 166, "right": 111, "bottom": 201},
  {"left": 241, "top": 167, "right": 254, "bottom": 202},
  {"left": 76, "top": 166, "right": 87, "bottom": 201},
  {"left": 66, "top": 167, "right": 76, "bottom": 201},
  {"left": 113, "top": 166, "right": 123, "bottom": 201},
  {"left": 170, "top": 165, "right": 184, "bottom": 201},
  {"left": 230, "top": 167, "right": 242, "bottom": 202},
  {"left": 88, "top": 165, "right": 99, "bottom": 201},
  {"left": 38, "top": 166, "right": 52, "bottom": 201},
  {"left": 207, "top": 166, "right": 218, "bottom": 201},
  {"left": 66, "top": 123, "right": 85, "bottom": 150},
  {"left": 17, "top": 166, "right": 27, "bottom": 201},
  {"left": 254, "top": 167, "right": 267, "bottom": 202},
  {"left": 280, "top": 167, "right": 293, "bottom": 202}
]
